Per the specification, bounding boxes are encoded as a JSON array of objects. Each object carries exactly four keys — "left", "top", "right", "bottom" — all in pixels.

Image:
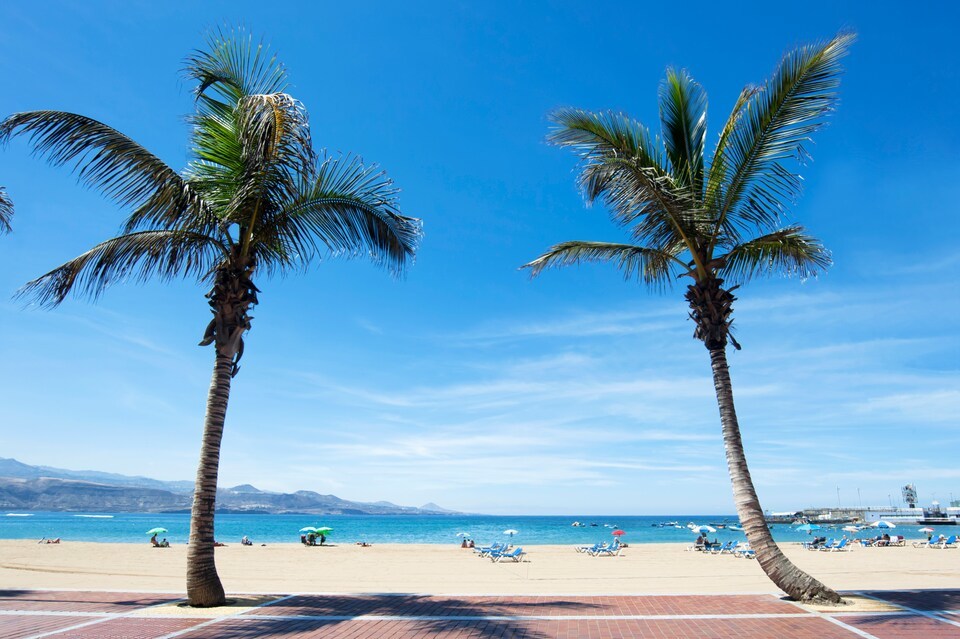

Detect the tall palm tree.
[
  {"left": 0, "top": 31, "right": 421, "bottom": 607},
  {"left": 0, "top": 187, "right": 12, "bottom": 233},
  {"left": 523, "top": 34, "right": 853, "bottom": 603}
]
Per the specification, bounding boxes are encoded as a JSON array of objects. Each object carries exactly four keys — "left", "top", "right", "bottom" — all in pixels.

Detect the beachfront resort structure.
[{"left": 767, "top": 485, "right": 960, "bottom": 526}]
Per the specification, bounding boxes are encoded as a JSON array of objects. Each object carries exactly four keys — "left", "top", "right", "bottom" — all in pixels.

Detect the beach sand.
[{"left": 2, "top": 540, "right": 957, "bottom": 596}]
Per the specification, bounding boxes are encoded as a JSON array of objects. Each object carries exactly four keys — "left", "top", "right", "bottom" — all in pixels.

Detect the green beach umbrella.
[
  {"left": 145, "top": 527, "right": 167, "bottom": 535},
  {"left": 315, "top": 527, "right": 333, "bottom": 534}
]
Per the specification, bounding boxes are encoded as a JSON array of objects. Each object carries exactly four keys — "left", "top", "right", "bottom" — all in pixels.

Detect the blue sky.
[{"left": 0, "top": 1, "right": 957, "bottom": 515}]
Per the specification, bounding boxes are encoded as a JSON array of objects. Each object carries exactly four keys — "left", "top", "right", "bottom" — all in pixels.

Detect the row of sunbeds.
[
  {"left": 473, "top": 542, "right": 526, "bottom": 562},
  {"left": 574, "top": 540, "right": 624, "bottom": 556},
  {"left": 911, "top": 535, "right": 958, "bottom": 548},
  {"left": 801, "top": 538, "right": 850, "bottom": 551},
  {"left": 687, "top": 540, "right": 755, "bottom": 558}
]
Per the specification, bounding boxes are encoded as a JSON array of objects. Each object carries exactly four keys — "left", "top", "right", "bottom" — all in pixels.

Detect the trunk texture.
[
  {"left": 709, "top": 347, "right": 843, "bottom": 604},
  {"left": 185, "top": 352, "right": 232, "bottom": 606},
  {"left": 186, "top": 253, "right": 258, "bottom": 607},
  {"left": 687, "top": 278, "right": 843, "bottom": 604}
]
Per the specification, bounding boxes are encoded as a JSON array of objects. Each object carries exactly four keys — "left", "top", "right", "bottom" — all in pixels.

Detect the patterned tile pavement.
[{"left": 0, "top": 589, "right": 958, "bottom": 638}]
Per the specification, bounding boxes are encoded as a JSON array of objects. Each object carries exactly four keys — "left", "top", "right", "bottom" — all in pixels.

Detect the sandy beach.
[{"left": 2, "top": 540, "right": 957, "bottom": 596}]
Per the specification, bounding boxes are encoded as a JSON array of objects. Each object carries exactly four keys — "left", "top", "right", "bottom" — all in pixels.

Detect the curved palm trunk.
[
  {"left": 708, "top": 346, "right": 842, "bottom": 604},
  {"left": 185, "top": 350, "right": 232, "bottom": 606},
  {"left": 186, "top": 255, "right": 257, "bottom": 607}
]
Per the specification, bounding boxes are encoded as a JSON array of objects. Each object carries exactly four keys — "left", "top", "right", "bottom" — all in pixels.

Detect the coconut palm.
[
  {"left": 0, "top": 32, "right": 421, "bottom": 606},
  {"left": 523, "top": 34, "right": 853, "bottom": 603},
  {"left": 0, "top": 187, "right": 12, "bottom": 233}
]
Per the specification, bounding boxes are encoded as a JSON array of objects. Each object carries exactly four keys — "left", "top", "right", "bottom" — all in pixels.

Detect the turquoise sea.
[{"left": 0, "top": 512, "right": 941, "bottom": 546}]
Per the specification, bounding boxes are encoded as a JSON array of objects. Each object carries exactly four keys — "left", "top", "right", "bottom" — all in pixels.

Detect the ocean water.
[{"left": 0, "top": 512, "right": 941, "bottom": 546}]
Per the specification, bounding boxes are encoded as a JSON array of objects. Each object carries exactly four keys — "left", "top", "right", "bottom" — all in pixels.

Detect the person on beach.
[
  {"left": 319, "top": 533, "right": 326, "bottom": 545},
  {"left": 150, "top": 534, "right": 159, "bottom": 547},
  {"left": 159, "top": 538, "right": 169, "bottom": 548},
  {"left": 307, "top": 532, "right": 317, "bottom": 546},
  {"left": 694, "top": 534, "right": 706, "bottom": 550},
  {"left": 241, "top": 536, "right": 252, "bottom": 546}
]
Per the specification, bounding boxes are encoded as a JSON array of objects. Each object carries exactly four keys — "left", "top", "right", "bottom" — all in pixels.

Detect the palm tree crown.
[{"left": 526, "top": 34, "right": 853, "bottom": 347}]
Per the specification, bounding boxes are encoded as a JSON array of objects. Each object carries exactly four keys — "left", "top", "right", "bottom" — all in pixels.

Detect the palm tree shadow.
[
  {"left": 835, "top": 589, "right": 960, "bottom": 632},
  {"left": 210, "top": 594, "right": 602, "bottom": 638}
]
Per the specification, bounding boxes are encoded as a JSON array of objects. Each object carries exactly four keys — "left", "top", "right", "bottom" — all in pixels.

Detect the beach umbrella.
[
  {"left": 503, "top": 529, "right": 519, "bottom": 537},
  {"left": 145, "top": 527, "right": 167, "bottom": 535},
  {"left": 842, "top": 526, "right": 860, "bottom": 533},
  {"left": 872, "top": 521, "right": 896, "bottom": 529},
  {"left": 795, "top": 523, "right": 821, "bottom": 532},
  {"left": 918, "top": 527, "right": 935, "bottom": 533},
  {"left": 611, "top": 529, "right": 626, "bottom": 537},
  {"left": 691, "top": 525, "right": 716, "bottom": 534},
  {"left": 455, "top": 532, "right": 471, "bottom": 538},
  {"left": 299, "top": 527, "right": 318, "bottom": 533}
]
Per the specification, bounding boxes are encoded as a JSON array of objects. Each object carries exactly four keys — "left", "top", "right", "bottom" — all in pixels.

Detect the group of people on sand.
[
  {"left": 693, "top": 534, "right": 719, "bottom": 551},
  {"left": 460, "top": 538, "right": 476, "bottom": 549},
  {"left": 150, "top": 534, "right": 170, "bottom": 548},
  {"left": 301, "top": 532, "right": 326, "bottom": 546}
]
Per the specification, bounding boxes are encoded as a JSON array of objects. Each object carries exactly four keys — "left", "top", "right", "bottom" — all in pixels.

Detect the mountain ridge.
[{"left": 0, "top": 458, "right": 458, "bottom": 515}]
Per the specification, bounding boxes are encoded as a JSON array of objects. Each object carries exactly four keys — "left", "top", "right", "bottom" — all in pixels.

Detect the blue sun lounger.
[
  {"left": 591, "top": 540, "right": 623, "bottom": 556},
  {"left": 490, "top": 546, "right": 525, "bottom": 562}
]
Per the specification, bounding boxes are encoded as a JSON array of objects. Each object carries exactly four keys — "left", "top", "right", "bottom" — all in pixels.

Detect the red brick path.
[{"left": 1, "top": 589, "right": 958, "bottom": 638}]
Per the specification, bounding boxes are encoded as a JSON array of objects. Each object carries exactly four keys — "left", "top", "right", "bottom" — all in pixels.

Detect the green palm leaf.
[
  {"left": 267, "top": 154, "right": 421, "bottom": 275},
  {"left": 18, "top": 230, "right": 227, "bottom": 307},
  {"left": 547, "top": 107, "right": 704, "bottom": 265},
  {"left": 659, "top": 68, "right": 707, "bottom": 198},
  {"left": 0, "top": 111, "right": 203, "bottom": 231},
  {"left": 522, "top": 240, "right": 684, "bottom": 288},
  {"left": 184, "top": 28, "right": 288, "bottom": 105},
  {"left": 713, "top": 32, "right": 855, "bottom": 237},
  {"left": 718, "top": 225, "right": 831, "bottom": 282},
  {"left": 0, "top": 187, "right": 12, "bottom": 234}
]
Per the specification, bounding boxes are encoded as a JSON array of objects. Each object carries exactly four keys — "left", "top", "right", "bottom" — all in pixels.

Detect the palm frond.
[
  {"left": 184, "top": 27, "right": 287, "bottom": 106},
  {"left": 522, "top": 240, "right": 684, "bottom": 288},
  {"left": 0, "top": 111, "right": 203, "bottom": 231},
  {"left": 659, "top": 68, "right": 707, "bottom": 197},
  {"left": 717, "top": 225, "right": 831, "bottom": 283},
  {"left": 548, "top": 108, "right": 705, "bottom": 263},
  {"left": 548, "top": 107, "right": 671, "bottom": 212},
  {"left": 18, "top": 230, "right": 227, "bottom": 307},
  {"left": 0, "top": 187, "right": 13, "bottom": 234},
  {"left": 264, "top": 153, "right": 422, "bottom": 275},
  {"left": 713, "top": 32, "right": 855, "bottom": 237},
  {"left": 704, "top": 84, "right": 761, "bottom": 220}
]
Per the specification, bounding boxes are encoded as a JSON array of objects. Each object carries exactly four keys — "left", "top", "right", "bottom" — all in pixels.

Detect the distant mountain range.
[{"left": 0, "top": 458, "right": 458, "bottom": 515}]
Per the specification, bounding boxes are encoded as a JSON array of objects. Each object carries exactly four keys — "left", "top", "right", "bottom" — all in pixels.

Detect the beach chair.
[
  {"left": 820, "top": 538, "right": 848, "bottom": 552},
  {"left": 592, "top": 540, "right": 622, "bottom": 557},
  {"left": 732, "top": 543, "right": 755, "bottom": 559},
  {"left": 912, "top": 539, "right": 934, "bottom": 548},
  {"left": 475, "top": 542, "right": 506, "bottom": 557},
  {"left": 709, "top": 541, "right": 734, "bottom": 555},
  {"left": 930, "top": 535, "right": 957, "bottom": 549},
  {"left": 576, "top": 542, "right": 604, "bottom": 554},
  {"left": 491, "top": 546, "right": 525, "bottom": 562}
]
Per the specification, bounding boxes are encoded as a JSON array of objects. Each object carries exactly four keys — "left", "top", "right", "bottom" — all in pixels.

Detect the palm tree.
[
  {"left": 523, "top": 34, "right": 854, "bottom": 603},
  {"left": 0, "top": 187, "right": 12, "bottom": 233},
  {"left": 0, "top": 31, "right": 421, "bottom": 607}
]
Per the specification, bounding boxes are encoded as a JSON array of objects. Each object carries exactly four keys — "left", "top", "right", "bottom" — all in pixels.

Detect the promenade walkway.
[{"left": 1, "top": 589, "right": 959, "bottom": 638}]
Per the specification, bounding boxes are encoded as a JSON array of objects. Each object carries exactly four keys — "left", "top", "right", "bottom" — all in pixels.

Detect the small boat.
[{"left": 5, "top": 513, "right": 33, "bottom": 517}]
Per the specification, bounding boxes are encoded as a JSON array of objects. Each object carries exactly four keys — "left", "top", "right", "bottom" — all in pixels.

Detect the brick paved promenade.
[{"left": 1, "top": 589, "right": 959, "bottom": 638}]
